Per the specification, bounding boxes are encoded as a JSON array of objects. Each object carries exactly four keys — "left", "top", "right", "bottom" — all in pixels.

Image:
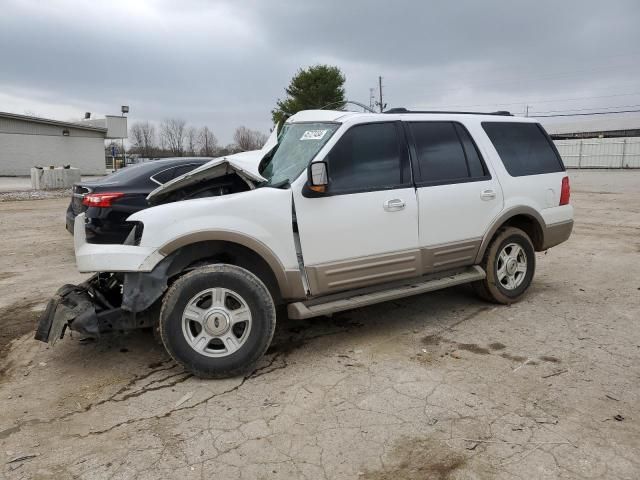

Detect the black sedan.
[{"left": 66, "top": 157, "right": 211, "bottom": 244}]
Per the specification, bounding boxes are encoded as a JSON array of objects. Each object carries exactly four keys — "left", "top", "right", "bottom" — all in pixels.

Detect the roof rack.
[{"left": 384, "top": 107, "right": 512, "bottom": 116}]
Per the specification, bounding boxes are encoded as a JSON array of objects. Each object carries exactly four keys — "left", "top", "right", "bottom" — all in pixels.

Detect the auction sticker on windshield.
[{"left": 300, "top": 129, "right": 328, "bottom": 141}]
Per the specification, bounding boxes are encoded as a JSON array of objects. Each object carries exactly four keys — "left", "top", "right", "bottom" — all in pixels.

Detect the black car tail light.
[{"left": 82, "top": 192, "right": 125, "bottom": 207}]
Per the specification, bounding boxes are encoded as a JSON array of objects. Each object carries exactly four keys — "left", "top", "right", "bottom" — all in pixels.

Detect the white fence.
[{"left": 554, "top": 137, "right": 640, "bottom": 168}]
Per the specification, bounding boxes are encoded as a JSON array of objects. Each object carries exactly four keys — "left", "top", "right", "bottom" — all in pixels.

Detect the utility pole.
[
  {"left": 525, "top": 104, "right": 530, "bottom": 117},
  {"left": 374, "top": 76, "right": 386, "bottom": 112}
]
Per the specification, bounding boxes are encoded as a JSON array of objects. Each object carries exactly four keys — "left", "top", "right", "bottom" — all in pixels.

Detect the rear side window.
[
  {"left": 326, "top": 122, "right": 410, "bottom": 193},
  {"left": 151, "top": 166, "right": 178, "bottom": 184},
  {"left": 408, "top": 121, "right": 489, "bottom": 185},
  {"left": 172, "top": 164, "right": 201, "bottom": 178},
  {"left": 482, "top": 122, "right": 564, "bottom": 176}
]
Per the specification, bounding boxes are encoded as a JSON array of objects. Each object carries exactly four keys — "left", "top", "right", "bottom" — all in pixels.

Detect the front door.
[
  {"left": 293, "top": 121, "right": 420, "bottom": 296},
  {"left": 405, "top": 121, "right": 504, "bottom": 271}
]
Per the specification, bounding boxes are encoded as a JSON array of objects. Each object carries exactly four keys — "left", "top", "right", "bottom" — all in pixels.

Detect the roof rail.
[{"left": 384, "top": 107, "right": 512, "bottom": 116}]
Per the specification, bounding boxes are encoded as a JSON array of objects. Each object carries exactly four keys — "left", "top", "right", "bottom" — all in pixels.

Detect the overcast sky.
[{"left": 2, "top": 0, "right": 640, "bottom": 143}]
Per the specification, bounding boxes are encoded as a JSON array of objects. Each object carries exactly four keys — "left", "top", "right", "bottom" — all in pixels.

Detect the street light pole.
[{"left": 120, "top": 105, "right": 129, "bottom": 171}]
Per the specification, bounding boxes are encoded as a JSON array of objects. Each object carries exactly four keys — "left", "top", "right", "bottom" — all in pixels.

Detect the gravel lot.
[{"left": 0, "top": 171, "right": 638, "bottom": 479}]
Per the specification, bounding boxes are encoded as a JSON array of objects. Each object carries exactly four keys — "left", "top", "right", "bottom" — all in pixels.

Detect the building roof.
[
  {"left": 0, "top": 111, "right": 108, "bottom": 133},
  {"left": 540, "top": 112, "right": 640, "bottom": 136}
]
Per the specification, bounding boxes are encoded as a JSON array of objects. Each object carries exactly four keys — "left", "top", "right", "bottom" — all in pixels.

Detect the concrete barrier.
[{"left": 30, "top": 167, "right": 81, "bottom": 190}]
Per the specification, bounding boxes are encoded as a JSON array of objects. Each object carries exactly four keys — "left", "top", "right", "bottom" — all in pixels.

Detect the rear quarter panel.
[{"left": 472, "top": 120, "right": 574, "bottom": 226}]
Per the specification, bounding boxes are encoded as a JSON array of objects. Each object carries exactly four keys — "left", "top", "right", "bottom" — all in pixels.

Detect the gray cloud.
[{"left": 1, "top": 0, "right": 640, "bottom": 142}]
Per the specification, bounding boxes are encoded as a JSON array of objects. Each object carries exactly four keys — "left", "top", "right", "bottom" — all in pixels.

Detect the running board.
[{"left": 287, "top": 265, "right": 485, "bottom": 319}]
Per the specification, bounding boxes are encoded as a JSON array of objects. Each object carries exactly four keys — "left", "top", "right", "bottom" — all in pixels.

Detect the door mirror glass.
[{"left": 308, "top": 162, "right": 328, "bottom": 193}]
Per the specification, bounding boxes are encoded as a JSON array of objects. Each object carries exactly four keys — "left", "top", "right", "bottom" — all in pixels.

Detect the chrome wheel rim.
[
  {"left": 496, "top": 243, "right": 527, "bottom": 290},
  {"left": 181, "top": 287, "right": 252, "bottom": 357}
]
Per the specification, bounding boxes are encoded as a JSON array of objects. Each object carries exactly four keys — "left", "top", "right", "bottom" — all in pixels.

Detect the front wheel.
[
  {"left": 159, "top": 264, "right": 276, "bottom": 378},
  {"left": 473, "top": 227, "right": 536, "bottom": 304}
]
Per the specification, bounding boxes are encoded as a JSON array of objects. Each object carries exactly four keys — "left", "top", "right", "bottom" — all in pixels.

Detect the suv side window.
[
  {"left": 482, "top": 122, "right": 565, "bottom": 176},
  {"left": 408, "top": 121, "right": 489, "bottom": 185},
  {"left": 326, "top": 122, "right": 410, "bottom": 193}
]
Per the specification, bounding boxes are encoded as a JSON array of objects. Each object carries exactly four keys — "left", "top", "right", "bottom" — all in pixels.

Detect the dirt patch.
[
  {"left": 363, "top": 437, "right": 470, "bottom": 480},
  {"left": 0, "top": 272, "right": 17, "bottom": 281},
  {"left": 422, "top": 334, "right": 444, "bottom": 346},
  {"left": 457, "top": 343, "right": 490, "bottom": 355},
  {"left": 540, "top": 355, "right": 561, "bottom": 363},
  {"left": 0, "top": 298, "right": 44, "bottom": 363},
  {"left": 500, "top": 352, "right": 528, "bottom": 363}
]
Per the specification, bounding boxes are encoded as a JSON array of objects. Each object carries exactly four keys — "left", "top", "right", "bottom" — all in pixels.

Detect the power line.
[
  {"left": 531, "top": 103, "right": 640, "bottom": 115},
  {"left": 531, "top": 109, "right": 640, "bottom": 118},
  {"left": 422, "top": 91, "right": 640, "bottom": 110}
]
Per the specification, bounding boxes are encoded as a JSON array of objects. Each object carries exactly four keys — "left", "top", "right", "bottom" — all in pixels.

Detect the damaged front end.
[
  {"left": 35, "top": 265, "right": 171, "bottom": 345},
  {"left": 35, "top": 274, "right": 129, "bottom": 344},
  {"left": 36, "top": 140, "right": 279, "bottom": 345}
]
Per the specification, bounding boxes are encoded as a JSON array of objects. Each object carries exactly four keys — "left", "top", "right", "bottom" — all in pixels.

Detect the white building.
[{"left": 0, "top": 112, "right": 127, "bottom": 176}]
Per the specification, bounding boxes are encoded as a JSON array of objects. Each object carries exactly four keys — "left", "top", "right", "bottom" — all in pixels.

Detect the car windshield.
[{"left": 260, "top": 122, "right": 339, "bottom": 187}]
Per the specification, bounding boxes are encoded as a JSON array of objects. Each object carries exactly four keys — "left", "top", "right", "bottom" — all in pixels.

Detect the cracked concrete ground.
[{"left": 0, "top": 170, "right": 638, "bottom": 479}]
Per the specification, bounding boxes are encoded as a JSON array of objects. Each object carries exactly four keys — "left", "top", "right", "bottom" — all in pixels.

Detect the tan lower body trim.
[
  {"left": 420, "top": 238, "right": 481, "bottom": 273},
  {"left": 542, "top": 220, "right": 573, "bottom": 250},
  {"left": 305, "top": 239, "right": 482, "bottom": 296},
  {"left": 306, "top": 250, "right": 421, "bottom": 295}
]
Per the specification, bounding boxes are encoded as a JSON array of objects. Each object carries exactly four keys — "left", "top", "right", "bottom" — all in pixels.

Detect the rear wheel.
[
  {"left": 159, "top": 264, "right": 276, "bottom": 378},
  {"left": 473, "top": 227, "right": 535, "bottom": 304}
]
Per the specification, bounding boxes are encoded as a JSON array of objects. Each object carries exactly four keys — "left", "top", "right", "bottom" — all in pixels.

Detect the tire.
[
  {"left": 473, "top": 227, "right": 536, "bottom": 304},
  {"left": 159, "top": 264, "right": 276, "bottom": 379}
]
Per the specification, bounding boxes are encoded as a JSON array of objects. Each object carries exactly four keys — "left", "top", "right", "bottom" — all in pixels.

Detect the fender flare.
[{"left": 475, "top": 206, "right": 546, "bottom": 263}]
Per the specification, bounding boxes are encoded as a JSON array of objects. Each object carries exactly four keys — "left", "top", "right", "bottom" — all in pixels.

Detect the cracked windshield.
[{"left": 260, "top": 122, "right": 339, "bottom": 186}]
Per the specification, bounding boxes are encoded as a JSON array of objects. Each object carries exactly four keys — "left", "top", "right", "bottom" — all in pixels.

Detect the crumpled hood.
[{"left": 146, "top": 128, "right": 278, "bottom": 205}]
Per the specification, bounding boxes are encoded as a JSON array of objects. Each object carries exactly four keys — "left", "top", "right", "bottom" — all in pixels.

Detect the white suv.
[{"left": 36, "top": 108, "right": 573, "bottom": 378}]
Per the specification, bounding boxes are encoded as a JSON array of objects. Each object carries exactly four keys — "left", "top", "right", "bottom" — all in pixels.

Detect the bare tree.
[
  {"left": 160, "top": 118, "right": 186, "bottom": 156},
  {"left": 129, "top": 121, "right": 156, "bottom": 158},
  {"left": 197, "top": 126, "right": 218, "bottom": 156},
  {"left": 185, "top": 126, "right": 198, "bottom": 156},
  {"left": 233, "top": 126, "right": 268, "bottom": 151}
]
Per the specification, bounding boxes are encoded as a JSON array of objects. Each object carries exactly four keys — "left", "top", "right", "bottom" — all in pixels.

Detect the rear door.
[
  {"left": 294, "top": 121, "right": 420, "bottom": 295},
  {"left": 406, "top": 121, "right": 504, "bottom": 271}
]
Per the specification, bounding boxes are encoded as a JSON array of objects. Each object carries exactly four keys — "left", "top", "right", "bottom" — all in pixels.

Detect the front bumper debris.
[{"left": 35, "top": 275, "right": 128, "bottom": 345}]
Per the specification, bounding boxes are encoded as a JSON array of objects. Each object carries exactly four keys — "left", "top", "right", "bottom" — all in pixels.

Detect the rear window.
[{"left": 482, "top": 122, "right": 564, "bottom": 177}]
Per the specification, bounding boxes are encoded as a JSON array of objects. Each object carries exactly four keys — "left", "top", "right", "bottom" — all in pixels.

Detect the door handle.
[
  {"left": 384, "top": 199, "right": 406, "bottom": 211},
  {"left": 480, "top": 189, "right": 496, "bottom": 201}
]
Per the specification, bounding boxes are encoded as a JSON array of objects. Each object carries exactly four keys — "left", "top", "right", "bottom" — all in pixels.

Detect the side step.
[{"left": 288, "top": 265, "right": 485, "bottom": 319}]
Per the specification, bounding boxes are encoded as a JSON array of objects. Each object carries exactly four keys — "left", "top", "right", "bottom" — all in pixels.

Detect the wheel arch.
[
  {"left": 158, "top": 232, "right": 305, "bottom": 302},
  {"left": 476, "top": 207, "right": 546, "bottom": 263}
]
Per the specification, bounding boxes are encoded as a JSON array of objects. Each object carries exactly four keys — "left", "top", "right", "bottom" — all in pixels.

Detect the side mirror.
[{"left": 308, "top": 161, "right": 328, "bottom": 193}]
